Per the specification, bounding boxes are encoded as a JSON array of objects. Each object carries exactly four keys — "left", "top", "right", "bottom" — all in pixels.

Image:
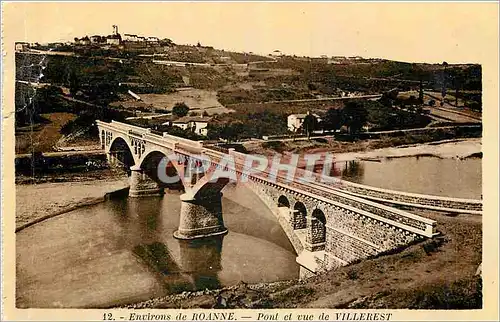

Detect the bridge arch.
[
  {"left": 139, "top": 150, "right": 185, "bottom": 192},
  {"left": 108, "top": 136, "right": 135, "bottom": 171},
  {"left": 292, "top": 201, "right": 307, "bottom": 230}
]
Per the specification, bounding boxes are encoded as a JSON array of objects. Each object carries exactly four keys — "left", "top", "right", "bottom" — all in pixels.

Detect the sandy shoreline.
[
  {"left": 332, "top": 138, "right": 481, "bottom": 162},
  {"left": 15, "top": 177, "right": 129, "bottom": 230}
]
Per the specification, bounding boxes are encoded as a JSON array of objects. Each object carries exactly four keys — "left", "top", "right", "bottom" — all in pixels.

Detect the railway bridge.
[{"left": 97, "top": 120, "right": 443, "bottom": 277}]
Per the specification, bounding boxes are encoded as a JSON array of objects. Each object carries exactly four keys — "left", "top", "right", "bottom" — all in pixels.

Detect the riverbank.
[
  {"left": 327, "top": 138, "right": 481, "bottom": 162},
  {"left": 15, "top": 174, "right": 129, "bottom": 231},
  {"left": 244, "top": 127, "right": 481, "bottom": 158}
]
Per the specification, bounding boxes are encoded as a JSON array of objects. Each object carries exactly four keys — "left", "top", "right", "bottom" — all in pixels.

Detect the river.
[
  {"left": 16, "top": 152, "right": 482, "bottom": 308},
  {"left": 336, "top": 155, "right": 481, "bottom": 199},
  {"left": 16, "top": 183, "right": 299, "bottom": 308}
]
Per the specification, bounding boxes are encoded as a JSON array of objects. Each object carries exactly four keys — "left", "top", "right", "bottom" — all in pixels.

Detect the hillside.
[{"left": 15, "top": 42, "right": 482, "bottom": 153}]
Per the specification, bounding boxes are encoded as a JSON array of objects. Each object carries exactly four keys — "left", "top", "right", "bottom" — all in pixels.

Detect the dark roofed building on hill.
[{"left": 106, "top": 34, "right": 122, "bottom": 45}]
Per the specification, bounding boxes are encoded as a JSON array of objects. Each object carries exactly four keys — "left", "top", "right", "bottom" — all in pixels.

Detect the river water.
[
  {"left": 16, "top": 155, "right": 482, "bottom": 308},
  {"left": 16, "top": 183, "right": 299, "bottom": 308},
  {"left": 336, "top": 156, "right": 482, "bottom": 199}
]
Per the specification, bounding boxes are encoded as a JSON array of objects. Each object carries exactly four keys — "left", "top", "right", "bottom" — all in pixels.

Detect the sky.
[{"left": 3, "top": 2, "right": 499, "bottom": 64}]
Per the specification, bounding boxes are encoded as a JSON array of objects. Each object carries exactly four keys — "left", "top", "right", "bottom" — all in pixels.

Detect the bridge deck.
[{"left": 96, "top": 120, "right": 482, "bottom": 239}]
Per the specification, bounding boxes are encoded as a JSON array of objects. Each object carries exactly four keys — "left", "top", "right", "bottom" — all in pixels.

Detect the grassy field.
[
  {"left": 111, "top": 88, "right": 229, "bottom": 114},
  {"left": 15, "top": 112, "right": 77, "bottom": 154}
]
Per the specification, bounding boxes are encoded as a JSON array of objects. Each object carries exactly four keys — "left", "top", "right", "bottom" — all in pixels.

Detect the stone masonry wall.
[
  {"left": 292, "top": 210, "right": 307, "bottom": 230},
  {"left": 326, "top": 206, "right": 423, "bottom": 250},
  {"left": 325, "top": 228, "right": 380, "bottom": 263},
  {"left": 246, "top": 177, "right": 425, "bottom": 270}
]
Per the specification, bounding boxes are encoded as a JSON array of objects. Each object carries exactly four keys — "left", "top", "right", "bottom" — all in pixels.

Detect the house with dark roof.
[{"left": 106, "top": 34, "right": 121, "bottom": 45}]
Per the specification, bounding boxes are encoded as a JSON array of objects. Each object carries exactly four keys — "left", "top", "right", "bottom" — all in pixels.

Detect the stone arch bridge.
[{"left": 97, "top": 121, "right": 478, "bottom": 277}]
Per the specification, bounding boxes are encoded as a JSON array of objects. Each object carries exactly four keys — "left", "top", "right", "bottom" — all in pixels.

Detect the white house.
[
  {"left": 15, "top": 42, "right": 29, "bottom": 52},
  {"left": 287, "top": 112, "right": 321, "bottom": 132},
  {"left": 271, "top": 50, "right": 282, "bottom": 57},
  {"left": 106, "top": 34, "right": 121, "bottom": 45},
  {"left": 75, "top": 37, "right": 91, "bottom": 45},
  {"left": 172, "top": 116, "right": 211, "bottom": 136},
  {"left": 123, "top": 34, "right": 138, "bottom": 42}
]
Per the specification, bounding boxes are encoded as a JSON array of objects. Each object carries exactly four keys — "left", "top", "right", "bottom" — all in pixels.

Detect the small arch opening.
[
  {"left": 278, "top": 195, "right": 290, "bottom": 208},
  {"left": 292, "top": 201, "right": 307, "bottom": 230}
]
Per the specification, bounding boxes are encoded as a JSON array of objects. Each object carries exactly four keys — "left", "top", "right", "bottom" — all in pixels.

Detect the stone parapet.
[{"left": 336, "top": 180, "right": 482, "bottom": 214}]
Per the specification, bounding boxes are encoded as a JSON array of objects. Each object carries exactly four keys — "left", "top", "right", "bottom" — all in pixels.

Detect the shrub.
[{"left": 172, "top": 102, "right": 189, "bottom": 117}]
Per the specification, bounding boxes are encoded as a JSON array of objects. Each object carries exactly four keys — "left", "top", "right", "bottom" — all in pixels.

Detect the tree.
[
  {"left": 302, "top": 113, "right": 317, "bottom": 139},
  {"left": 172, "top": 102, "right": 189, "bottom": 117},
  {"left": 412, "top": 63, "right": 424, "bottom": 104},
  {"left": 450, "top": 67, "right": 464, "bottom": 107},
  {"left": 441, "top": 61, "right": 449, "bottom": 104},
  {"left": 323, "top": 108, "right": 343, "bottom": 132},
  {"left": 220, "top": 123, "right": 241, "bottom": 143},
  {"left": 68, "top": 68, "right": 80, "bottom": 96},
  {"left": 342, "top": 101, "right": 368, "bottom": 134}
]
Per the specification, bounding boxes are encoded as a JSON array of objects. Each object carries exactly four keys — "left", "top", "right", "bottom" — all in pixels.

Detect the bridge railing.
[
  {"left": 333, "top": 180, "right": 482, "bottom": 214},
  {"left": 207, "top": 145, "right": 230, "bottom": 154},
  {"left": 111, "top": 120, "right": 151, "bottom": 134},
  {"left": 96, "top": 121, "right": 439, "bottom": 235},
  {"left": 227, "top": 150, "right": 436, "bottom": 237}
]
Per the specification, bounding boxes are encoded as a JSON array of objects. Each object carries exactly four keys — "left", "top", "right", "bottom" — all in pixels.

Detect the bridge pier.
[
  {"left": 174, "top": 192, "right": 228, "bottom": 240},
  {"left": 129, "top": 165, "right": 164, "bottom": 197},
  {"left": 305, "top": 216, "right": 326, "bottom": 251},
  {"left": 290, "top": 209, "right": 307, "bottom": 230}
]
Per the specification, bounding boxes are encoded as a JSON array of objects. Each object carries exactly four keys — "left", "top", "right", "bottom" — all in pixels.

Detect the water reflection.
[
  {"left": 16, "top": 184, "right": 299, "bottom": 308},
  {"left": 118, "top": 196, "right": 225, "bottom": 291},
  {"left": 338, "top": 160, "right": 365, "bottom": 182},
  {"left": 178, "top": 237, "right": 223, "bottom": 290},
  {"left": 334, "top": 156, "right": 481, "bottom": 199}
]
